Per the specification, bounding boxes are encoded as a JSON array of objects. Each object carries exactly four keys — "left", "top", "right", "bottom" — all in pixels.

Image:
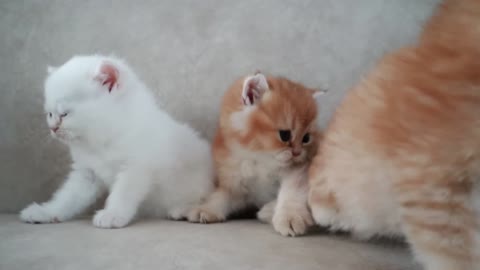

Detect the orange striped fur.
[
  {"left": 188, "top": 73, "right": 321, "bottom": 236},
  {"left": 308, "top": 0, "right": 480, "bottom": 269}
]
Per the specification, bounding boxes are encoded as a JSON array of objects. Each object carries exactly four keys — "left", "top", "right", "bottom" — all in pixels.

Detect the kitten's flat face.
[
  {"left": 43, "top": 56, "right": 121, "bottom": 143},
  {"left": 234, "top": 75, "right": 321, "bottom": 166},
  {"left": 254, "top": 79, "right": 320, "bottom": 165}
]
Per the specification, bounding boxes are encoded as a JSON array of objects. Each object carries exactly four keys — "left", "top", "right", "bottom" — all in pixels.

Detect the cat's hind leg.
[
  {"left": 187, "top": 188, "right": 246, "bottom": 223},
  {"left": 167, "top": 206, "right": 191, "bottom": 221},
  {"left": 20, "top": 169, "right": 103, "bottom": 224},
  {"left": 257, "top": 200, "right": 276, "bottom": 223},
  {"left": 395, "top": 173, "right": 478, "bottom": 270}
]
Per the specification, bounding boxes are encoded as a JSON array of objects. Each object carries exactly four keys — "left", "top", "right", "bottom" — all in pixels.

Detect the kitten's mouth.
[
  {"left": 291, "top": 152, "right": 307, "bottom": 164},
  {"left": 275, "top": 151, "right": 306, "bottom": 166},
  {"left": 50, "top": 130, "right": 68, "bottom": 141},
  {"left": 292, "top": 156, "right": 307, "bottom": 164}
]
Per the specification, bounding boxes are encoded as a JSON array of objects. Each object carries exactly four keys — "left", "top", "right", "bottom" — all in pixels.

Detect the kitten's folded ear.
[
  {"left": 94, "top": 62, "right": 119, "bottom": 93},
  {"left": 47, "top": 66, "right": 57, "bottom": 74},
  {"left": 242, "top": 73, "right": 269, "bottom": 106}
]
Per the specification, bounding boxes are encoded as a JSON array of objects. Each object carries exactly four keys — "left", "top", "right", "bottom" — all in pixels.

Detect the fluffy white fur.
[{"left": 19, "top": 55, "right": 214, "bottom": 228}]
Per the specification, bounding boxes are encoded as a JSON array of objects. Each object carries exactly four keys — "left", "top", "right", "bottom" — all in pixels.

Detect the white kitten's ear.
[
  {"left": 47, "top": 66, "right": 57, "bottom": 74},
  {"left": 242, "top": 73, "right": 269, "bottom": 106},
  {"left": 94, "top": 62, "right": 119, "bottom": 93}
]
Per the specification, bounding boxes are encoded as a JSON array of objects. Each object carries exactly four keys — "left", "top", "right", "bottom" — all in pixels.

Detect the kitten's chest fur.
[
  {"left": 228, "top": 145, "right": 285, "bottom": 206},
  {"left": 70, "top": 144, "right": 125, "bottom": 187}
]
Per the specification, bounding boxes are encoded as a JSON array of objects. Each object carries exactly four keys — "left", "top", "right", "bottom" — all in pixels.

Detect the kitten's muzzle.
[{"left": 292, "top": 148, "right": 302, "bottom": 157}]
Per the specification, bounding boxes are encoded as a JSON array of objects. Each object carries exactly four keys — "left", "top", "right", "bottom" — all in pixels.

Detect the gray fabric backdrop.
[{"left": 0, "top": 0, "right": 439, "bottom": 213}]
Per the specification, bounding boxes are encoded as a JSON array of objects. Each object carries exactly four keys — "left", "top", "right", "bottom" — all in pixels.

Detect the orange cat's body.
[
  {"left": 308, "top": 1, "right": 480, "bottom": 269},
  {"left": 189, "top": 73, "right": 321, "bottom": 236}
]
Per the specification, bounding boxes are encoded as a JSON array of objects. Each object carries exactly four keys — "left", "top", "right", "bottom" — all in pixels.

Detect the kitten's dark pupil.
[
  {"left": 48, "top": 113, "right": 52, "bottom": 117},
  {"left": 302, "top": 133, "right": 310, "bottom": 143},
  {"left": 279, "top": 130, "right": 291, "bottom": 142}
]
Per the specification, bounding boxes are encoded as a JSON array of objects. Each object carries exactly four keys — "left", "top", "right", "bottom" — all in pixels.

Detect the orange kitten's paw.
[
  {"left": 272, "top": 206, "right": 314, "bottom": 237},
  {"left": 187, "top": 207, "right": 225, "bottom": 224}
]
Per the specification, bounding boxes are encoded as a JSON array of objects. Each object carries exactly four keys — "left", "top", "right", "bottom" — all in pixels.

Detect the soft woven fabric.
[{"left": 0, "top": 215, "right": 419, "bottom": 270}]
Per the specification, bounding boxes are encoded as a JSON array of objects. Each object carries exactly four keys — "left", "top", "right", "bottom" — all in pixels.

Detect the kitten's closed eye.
[{"left": 46, "top": 112, "right": 68, "bottom": 118}]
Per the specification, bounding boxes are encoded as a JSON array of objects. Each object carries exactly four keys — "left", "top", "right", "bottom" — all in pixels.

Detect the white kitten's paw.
[
  {"left": 272, "top": 206, "right": 314, "bottom": 237},
  {"left": 187, "top": 207, "right": 225, "bottom": 224},
  {"left": 92, "top": 209, "right": 131, "bottom": 229},
  {"left": 19, "top": 203, "right": 60, "bottom": 224},
  {"left": 167, "top": 207, "right": 188, "bottom": 221},
  {"left": 257, "top": 203, "right": 274, "bottom": 223}
]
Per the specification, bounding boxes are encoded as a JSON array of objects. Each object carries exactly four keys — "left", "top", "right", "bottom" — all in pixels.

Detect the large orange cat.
[
  {"left": 308, "top": 0, "right": 480, "bottom": 269},
  {"left": 188, "top": 72, "right": 322, "bottom": 236}
]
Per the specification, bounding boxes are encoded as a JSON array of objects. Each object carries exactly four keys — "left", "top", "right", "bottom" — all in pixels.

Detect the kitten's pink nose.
[
  {"left": 51, "top": 127, "right": 59, "bottom": 133},
  {"left": 292, "top": 149, "right": 302, "bottom": 157}
]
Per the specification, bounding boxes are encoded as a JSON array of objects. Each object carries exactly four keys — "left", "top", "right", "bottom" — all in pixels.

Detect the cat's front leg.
[
  {"left": 272, "top": 170, "right": 313, "bottom": 237},
  {"left": 20, "top": 169, "right": 103, "bottom": 224},
  {"left": 93, "top": 169, "right": 150, "bottom": 229}
]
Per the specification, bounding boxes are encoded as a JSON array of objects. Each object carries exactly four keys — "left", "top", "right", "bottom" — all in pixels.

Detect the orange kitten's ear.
[
  {"left": 47, "top": 66, "right": 57, "bottom": 74},
  {"left": 94, "top": 62, "right": 119, "bottom": 93},
  {"left": 242, "top": 73, "right": 269, "bottom": 106}
]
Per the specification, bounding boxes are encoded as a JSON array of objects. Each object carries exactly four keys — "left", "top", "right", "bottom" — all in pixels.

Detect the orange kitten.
[
  {"left": 188, "top": 72, "right": 322, "bottom": 236},
  {"left": 308, "top": 0, "right": 480, "bottom": 269}
]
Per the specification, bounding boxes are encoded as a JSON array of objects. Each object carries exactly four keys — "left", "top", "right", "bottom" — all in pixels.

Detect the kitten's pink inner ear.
[
  {"left": 242, "top": 73, "right": 269, "bottom": 106},
  {"left": 95, "top": 63, "right": 119, "bottom": 92}
]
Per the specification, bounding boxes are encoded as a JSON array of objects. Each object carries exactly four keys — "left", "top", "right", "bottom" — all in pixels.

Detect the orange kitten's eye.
[
  {"left": 302, "top": 133, "right": 310, "bottom": 144},
  {"left": 279, "top": 130, "right": 291, "bottom": 142}
]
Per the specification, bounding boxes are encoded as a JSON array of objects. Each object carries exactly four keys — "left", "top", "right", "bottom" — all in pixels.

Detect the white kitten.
[{"left": 19, "top": 55, "right": 214, "bottom": 228}]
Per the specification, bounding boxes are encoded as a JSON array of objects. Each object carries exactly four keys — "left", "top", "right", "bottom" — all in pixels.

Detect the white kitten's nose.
[{"left": 51, "top": 126, "right": 59, "bottom": 133}]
